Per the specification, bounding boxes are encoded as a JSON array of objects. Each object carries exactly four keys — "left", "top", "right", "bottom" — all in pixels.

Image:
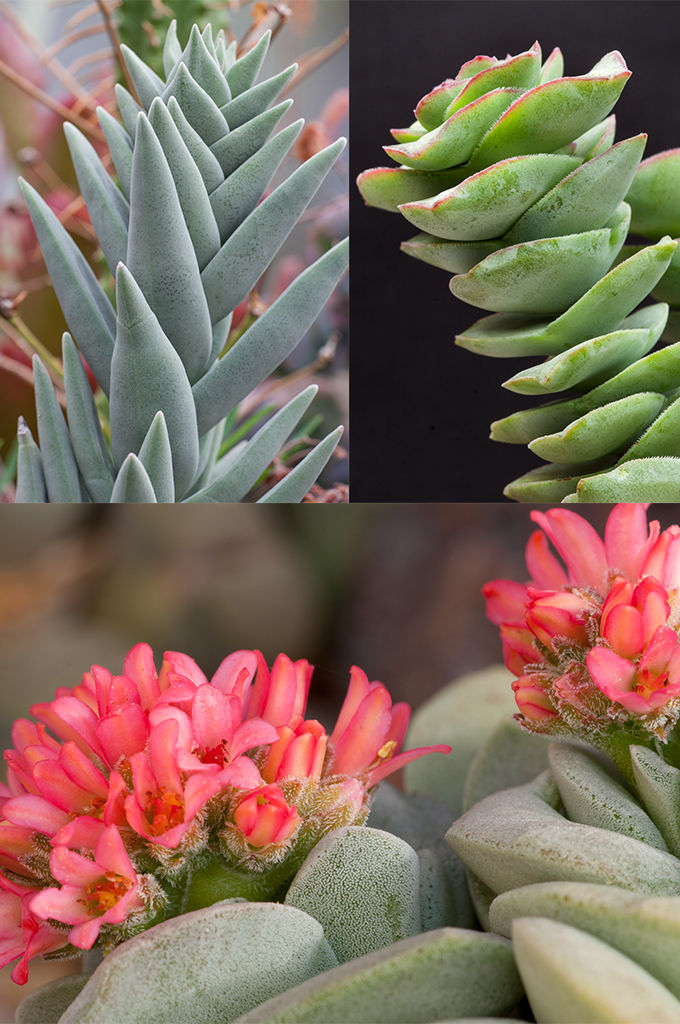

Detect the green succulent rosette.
[{"left": 358, "top": 43, "right": 680, "bottom": 503}]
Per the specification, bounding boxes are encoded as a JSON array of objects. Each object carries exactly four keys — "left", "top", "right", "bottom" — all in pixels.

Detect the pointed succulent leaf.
[
  {"left": 110, "top": 265, "right": 199, "bottom": 497},
  {"left": 137, "top": 412, "right": 175, "bottom": 503},
  {"left": 527, "top": 392, "right": 666, "bottom": 464},
  {"left": 456, "top": 237, "right": 676, "bottom": 358},
  {"left": 492, "top": 882, "right": 680, "bottom": 1004},
  {"left": 162, "top": 19, "right": 181, "bottom": 77},
  {"left": 96, "top": 107, "right": 132, "bottom": 197},
  {"left": 19, "top": 179, "right": 115, "bottom": 392},
  {"left": 218, "top": 37, "right": 238, "bottom": 76},
  {"left": 166, "top": 63, "right": 230, "bottom": 146},
  {"left": 201, "top": 25, "right": 219, "bottom": 63},
  {"left": 451, "top": 205, "right": 630, "bottom": 315},
  {"left": 202, "top": 138, "right": 345, "bottom": 323},
  {"left": 415, "top": 79, "right": 470, "bottom": 133},
  {"left": 166, "top": 95, "right": 224, "bottom": 193},
  {"left": 390, "top": 121, "right": 427, "bottom": 144},
  {"left": 110, "top": 454, "right": 157, "bottom": 502},
  {"left": 32, "top": 356, "right": 82, "bottom": 502},
  {"left": 502, "top": 463, "right": 599, "bottom": 503},
  {"left": 538, "top": 46, "right": 564, "bottom": 84},
  {"left": 209, "top": 313, "right": 232, "bottom": 364},
  {"left": 211, "top": 99, "right": 293, "bottom": 177},
  {"left": 115, "top": 84, "right": 143, "bottom": 136},
  {"left": 466, "top": 53, "right": 631, "bottom": 171},
  {"left": 561, "top": 115, "right": 617, "bottom": 160},
  {"left": 401, "top": 233, "right": 499, "bottom": 273},
  {"left": 182, "top": 24, "right": 231, "bottom": 106},
  {"left": 512, "top": 917, "right": 680, "bottom": 1024},
  {"left": 62, "top": 333, "right": 114, "bottom": 503},
  {"left": 225, "top": 30, "right": 270, "bottom": 97},
  {"left": 627, "top": 148, "right": 680, "bottom": 238},
  {"left": 357, "top": 165, "right": 469, "bottom": 212},
  {"left": 59, "top": 903, "right": 337, "bottom": 1024},
  {"left": 630, "top": 746, "right": 680, "bottom": 858},
  {"left": 618, "top": 395, "right": 680, "bottom": 462},
  {"left": 191, "top": 420, "right": 225, "bottom": 492},
  {"left": 463, "top": 719, "right": 551, "bottom": 812},
  {"left": 444, "top": 43, "right": 543, "bottom": 118},
  {"left": 221, "top": 64, "right": 297, "bottom": 130},
  {"left": 147, "top": 98, "right": 220, "bottom": 270},
  {"left": 574, "top": 457, "right": 680, "bottom": 501},
  {"left": 119, "top": 45, "right": 165, "bottom": 109},
  {"left": 398, "top": 153, "right": 580, "bottom": 241},
  {"left": 64, "top": 123, "right": 129, "bottom": 274},
  {"left": 210, "top": 119, "right": 303, "bottom": 241},
  {"left": 285, "top": 826, "right": 421, "bottom": 963},
  {"left": 385, "top": 89, "right": 522, "bottom": 171},
  {"left": 404, "top": 665, "right": 516, "bottom": 816},
  {"left": 15, "top": 417, "right": 46, "bottom": 503},
  {"left": 234, "top": 929, "right": 522, "bottom": 1024},
  {"left": 506, "top": 134, "right": 646, "bottom": 243},
  {"left": 127, "top": 113, "right": 212, "bottom": 381},
  {"left": 186, "top": 387, "right": 317, "bottom": 502},
  {"left": 446, "top": 771, "right": 680, "bottom": 896},
  {"left": 258, "top": 426, "right": 343, "bottom": 503},
  {"left": 548, "top": 743, "right": 668, "bottom": 849}
]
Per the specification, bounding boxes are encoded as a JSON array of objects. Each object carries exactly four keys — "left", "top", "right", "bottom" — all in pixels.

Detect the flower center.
[
  {"left": 144, "top": 789, "right": 184, "bottom": 834},
  {"left": 80, "top": 872, "right": 131, "bottom": 915}
]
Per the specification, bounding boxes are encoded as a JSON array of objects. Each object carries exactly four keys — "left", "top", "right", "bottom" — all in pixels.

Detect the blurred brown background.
[{"left": 2, "top": 501, "right": 679, "bottom": 1015}]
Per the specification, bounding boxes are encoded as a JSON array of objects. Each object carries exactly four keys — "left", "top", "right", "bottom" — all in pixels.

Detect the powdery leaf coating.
[
  {"left": 15, "top": 974, "right": 90, "bottom": 1024},
  {"left": 512, "top": 916, "right": 680, "bottom": 1023},
  {"left": 233, "top": 928, "right": 523, "bottom": 1024},
  {"left": 547, "top": 743, "right": 668, "bottom": 850},
  {"left": 284, "top": 826, "right": 421, "bottom": 962},
  {"left": 404, "top": 664, "right": 517, "bottom": 815},
  {"left": 59, "top": 902, "right": 337, "bottom": 1024},
  {"left": 447, "top": 771, "right": 680, "bottom": 897},
  {"left": 462, "top": 719, "right": 550, "bottom": 812},
  {"left": 490, "top": 880, "right": 680, "bottom": 1002},
  {"left": 631, "top": 746, "right": 680, "bottom": 858}
]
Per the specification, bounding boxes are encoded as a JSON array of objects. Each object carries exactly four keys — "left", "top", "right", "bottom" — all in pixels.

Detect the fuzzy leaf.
[
  {"left": 120, "top": 45, "right": 166, "bottom": 108},
  {"left": 166, "top": 96, "right": 224, "bottom": 193},
  {"left": 618, "top": 395, "right": 680, "bottom": 462},
  {"left": 234, "top": 929, "right": 522, "bottom": 1024},
  {"left": 96, "top": 106, "right": 133, "bottom": 198},
  {"left": 32, "top": 356, "right": 82, "bottom": 502},
  {"left": 147, "top": 98, "right": 221, "bottom": 270},
  {"left": 195, "top": 237, "right": 348, "bottom": 433},
  {"left": 15, "top": 417, "right": 46, "bottom": 503},
  {"left": 627, "top": 148, "right": 680, "bottom": 238},
  {"left": 110, "top": 265, "right": 199, "bottom": 497},
  {"left": 209, "top": 119, "right": 303, "bottom": 241},
  {"left": 211, "top": 99, "right": 293, "bottom": 177},
  {"left": 19, "top": 179, "right": 115, "bottom": 392},
  {"left": 503, "top": 463, "right": 596, "bottom": 503},
  {"left": 630, "top": 746, "right": 680, "bottom": 858},
  {"left": 115, "top": 84, "right": 143, "bottom": 136},
  {"left": 401, "top": 233, "right": 498, "bottom": 273},
  {"left": 137, "top": 412, "right": 175, "bottom": 503},
  {"left": 166, "top": 63, "right": 230, "bottom": 146},
  {"left": 444, "top": 43, "right": 543, "bottom": 119},
  {"left": 225, "top": 31, "right": 270, "bottom": 97},
  {"left": 285, "top": 826, "right": 421, "bottom": 962},
  {"left": 162, "top": 20, "right": 181, "bottom": 77},
  {"left": 110, "top": 454, "right": 157, "bottom": 502},
  {"left": 127, "top": 114, "right": 212, "bottom": 381},
  {"left": 64, "top": 123, "right": 129, "bottom": 274},
  {"left": 357, "top": 166, "right": 469, "bottom": 212},
  {"left": 62, "top": 333, "right": 114, "bottom": 503},
  {"left": 182, "top": 25, "right": 231, "bottom": 106},
  {"left": 221, "top": 64, "right": 297, "bottom": 130},
  {"left": 574, "top": 457, "right": 680, "bottom": 501},
  {"left": 202, "top": 138, "right": 345, "bottom": 323},
  {"left": 258, "top": 427, "right": 343, "bottom": 503},
  {"left": 186, "top": 387, "right": 317, "bottom": 502},
  {"left": 512, "top": 917, "right": 680, "bottom": 1024},
  {"left": 15, "top": 974, "right": 90, "bottom": 1024},
  {"left": 463, "top": 719, "right": 550, "bottom": 813}
]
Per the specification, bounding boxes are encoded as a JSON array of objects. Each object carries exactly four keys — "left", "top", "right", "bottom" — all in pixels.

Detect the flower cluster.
[
  {"left": 484, "top": 504, "right": 680, "bottom": 740},
  {"left": 0, "top": 646, "right": 449, "bottom": 983}
]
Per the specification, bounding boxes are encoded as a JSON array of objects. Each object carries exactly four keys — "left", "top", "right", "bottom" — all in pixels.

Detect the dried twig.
[
  {"left": 43, "top": 23, "right": 109, "bottom": 61},
  {"left": 68, "top": 49, "right": 114, "bottom": 77},
  {"left": 94, "top": 0, "right": 142, "bottom": 104},
  {"left": 0, "top": 315, "right": 64, "bottom": 387},
  {"left": 0, "top": 351, "right": 34, "bottom": 389},
  {"left": 238, "top": 3, "right": 291, "bottom": 55},
  {"left": 256, "top": 330, "right": 342, "bottom": 401},
  {"left": 0, "top": 55, "right": 104, "bottom": 141},
  {"left": 285, "top": 28, "right": 349, "bottom": 91}
]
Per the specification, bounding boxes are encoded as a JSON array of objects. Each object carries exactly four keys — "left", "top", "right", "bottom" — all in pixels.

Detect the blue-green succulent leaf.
[
  {"left": 32, "top": 356, "right": 82, "bottom": 502},
  {"left": 120, "top": 44, "right": 166, "bottom": 109},
  {"left": 15, "top": 417, "right": 46, "bottom": 503},
  {"left": 211, "top": 99, "right": 293, "bottom": 177},
  {"left": 110, "top": 454, "right": 157, "bottom": 502},
  {"left": 137, "top": 411, "right": 175, "bottom": 503},
  {"left": 96, "top": 107, "right": 132, "bottom": 198},
  {"left": 164, "top": 63, "right": 230, "bottom": 146},
  {"left": 221, "top": 64, "right": 296, "bottom": 130},
  {"left": 62, "top": 333, "right": 114, "bottom": 503},
  {"left": 225, "top": 30, "right": 270, "bottom": 97},
  {"left": 166, "top": 95, "right": 224, "bottom": 193},
  {"left": 258, "top": 426, "right": 343, "bottom": 503}
]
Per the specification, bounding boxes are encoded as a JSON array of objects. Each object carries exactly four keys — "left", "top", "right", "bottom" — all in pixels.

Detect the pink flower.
[
  {"left": 261, "top": 716, "right": 327, "bottom": 783},
  {"left": 30, "top": 823, "right": 144, "bottom": 949},
  {"left": 484, "top": 504, "right": 680, "bottom": 738},
  {"left": 232, "top": 785, "right": 301, "bottom": 848},
  {"left": 0, "top": 875, "right": 67, "bottom": 984}
]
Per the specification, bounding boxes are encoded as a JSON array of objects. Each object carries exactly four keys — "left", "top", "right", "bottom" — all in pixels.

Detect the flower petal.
[{"left": 531, "top": 508, "right": 608, "bottom": 592}]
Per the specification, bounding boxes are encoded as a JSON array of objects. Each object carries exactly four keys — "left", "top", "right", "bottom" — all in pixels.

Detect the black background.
[{"left": 350, "top": 0, "right": 680, "bottom": 501}]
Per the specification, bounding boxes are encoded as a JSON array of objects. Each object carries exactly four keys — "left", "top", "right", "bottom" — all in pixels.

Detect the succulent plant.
[
  {"left": 16, "top": 23, "right": 348, "bottom": 503},
  {"left": 358, "top": 43, "right": 680, "bottom": 503}
]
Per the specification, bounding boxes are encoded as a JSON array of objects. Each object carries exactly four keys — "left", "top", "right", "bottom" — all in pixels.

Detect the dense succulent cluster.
[
  {"left": 0, "top": 643, "right": 448, "bottom": 986},
  {"left": 17, "top": 23, "right": 348, "bottom": 503},
  {"left": 358, "top": 43, "right": 680, "bottom": 502}
]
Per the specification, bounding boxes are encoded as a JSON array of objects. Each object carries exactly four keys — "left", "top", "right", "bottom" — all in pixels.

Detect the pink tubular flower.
[
  {"left": 0, "top": 643, "right": 448, "bottom": 981},
  {"left": 484, "top": 504, "right": 680, "bottom": 739},
  {"left": 232, "top": 785, "right": 301, "bottom": 848},
  {"left": 30, "top": 824, "right": 144, "bottom": 949}
]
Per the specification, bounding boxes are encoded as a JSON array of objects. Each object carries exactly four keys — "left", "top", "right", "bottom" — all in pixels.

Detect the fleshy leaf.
[
  {"left": 211, "top": 99, "right": 294, "bottom": 177},
  {"left": 225, "top": 30, "right": 270, "bottom": 97},
  {"left": 257, "top": 427, "right": 343, "bottom": 504},
  {"left": 15, "top": 417, "right": 46, "bottom": 502},
  {"left": 221, "top": 64, "right": 297, "bottom": 130},
  {"left": 110, "top": 454, "right": 157, "bottom": 503},
  {"left": 32, "top": 356, "right": 82, "bottom": 502},
  {"left": 137, "top": 412, "right": 175, "bottom": 503},
  {"left": 62, "top": 332, "right": 114, "bottom": 503}
]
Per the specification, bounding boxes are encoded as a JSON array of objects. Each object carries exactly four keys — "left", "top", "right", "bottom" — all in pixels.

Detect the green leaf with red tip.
[
  {"left": 538, "top": 46, "right": 564, "bottom": 84},
  {"left": 390, "top": 122, "right": 426, "bottom": 144},
  {"left": 357, "top": 166, "right": 468, "bottom": 212},
  {"left": 627, "top": 148, "right": 680, "bottom": 238},
  {"left": 506, "top": 135, "right": 645, "bottom": 243},
  {"left": 451, "top": 204, "right": 630, "bottom": 315},
  {"left": 401, "top": 233, "right": 499, "bottom": 273},
  {"left": 415, "top": 79, "right": 467, "bottom": 132},
  {"left": 456, "top": 238, "right": 676, "bottom": 357},
  {"left": 466, "top": 53, "right": 630, "bottom": 172},
  {"left": 559, "top": 115, "right": 617, "bottom": 160},
  {"left": 398, "top": 153, "right": 579, "bottom": 241},
  {"left": 385, "top": 88, "right": 522, "bottom": 171},
  {"left": 574, "top": 457, "right": 680, "bottom": 501},
  {"left": 443, "top": 43, "right": 542, "bottom": 118},
  {"left": 528, "top": 392, "right": 666, "bottom": 464}
]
